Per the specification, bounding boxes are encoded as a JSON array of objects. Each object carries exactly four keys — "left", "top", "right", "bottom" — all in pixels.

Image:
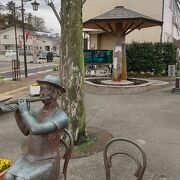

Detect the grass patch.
[{"left": 74, "top": 136, "right": 96, "bottom": 152}]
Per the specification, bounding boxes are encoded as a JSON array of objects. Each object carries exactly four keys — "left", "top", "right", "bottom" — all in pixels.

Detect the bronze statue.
[{"left": 4, "top": 75, "right": 68, "bottom": 180}]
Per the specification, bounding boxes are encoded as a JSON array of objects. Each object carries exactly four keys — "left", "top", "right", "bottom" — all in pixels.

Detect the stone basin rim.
[
  {"left": 85, "top": 77, "right": 169, "bottom": 94},
  {"left": 85, "top": 77, "right": 151, "bottom": 88}
]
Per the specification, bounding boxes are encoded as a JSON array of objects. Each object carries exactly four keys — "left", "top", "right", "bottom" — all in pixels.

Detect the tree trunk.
[{"left": 60, "top": 0, "right": 86, "bottom": 143}]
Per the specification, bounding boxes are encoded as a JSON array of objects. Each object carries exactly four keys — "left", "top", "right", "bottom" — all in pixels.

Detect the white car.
[{"left": 5, "top": 50, "right": 16, "bottom": 57}]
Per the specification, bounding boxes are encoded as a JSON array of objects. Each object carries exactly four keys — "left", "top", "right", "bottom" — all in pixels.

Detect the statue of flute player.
[{"left": 4, "top": 75, "right": 68, "bottom": 180}]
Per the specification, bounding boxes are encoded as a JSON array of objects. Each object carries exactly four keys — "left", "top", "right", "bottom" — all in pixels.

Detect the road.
[{"left": 0, "top": 61, "right": 57, "bottom": 79}]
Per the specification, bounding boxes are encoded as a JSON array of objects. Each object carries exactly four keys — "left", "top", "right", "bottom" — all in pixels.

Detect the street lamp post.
[
  {"left": 30, "top": 0, "right": 60, "bottom": 28},
  {"left": 21, "top": 0, "right": 28, "bottom": 77},
  {"left": 20, "top": 0, "right": 39, "bottom": 78},
  {"left": 12, "top": 3, "right": 19, "bottom": 64},
  {"left": 9, "top": 2, "right": 21, "bottom": 80}
]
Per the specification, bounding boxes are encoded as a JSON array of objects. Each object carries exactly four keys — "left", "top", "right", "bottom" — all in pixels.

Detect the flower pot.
[{"left": 0, "top": 169, "right": 8, "bottom": 180}]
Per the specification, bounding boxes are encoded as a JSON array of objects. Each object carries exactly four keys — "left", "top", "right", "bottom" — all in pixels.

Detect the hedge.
[{"left": 126, "top": 42, "right": 176, "bottom": 76}]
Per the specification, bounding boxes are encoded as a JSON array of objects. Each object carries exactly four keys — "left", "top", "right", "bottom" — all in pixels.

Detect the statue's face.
[{"left": 40, "top": 83, "right": 59, "bottom": 104}]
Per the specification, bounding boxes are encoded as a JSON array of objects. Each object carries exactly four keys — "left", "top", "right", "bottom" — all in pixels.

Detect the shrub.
[{"left": 126, "top": 42, "right": 176, "bottom": 76}]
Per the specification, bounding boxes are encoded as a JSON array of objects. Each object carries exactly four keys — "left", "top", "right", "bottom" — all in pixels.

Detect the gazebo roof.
[{"left": 83, "top": 6, "right": 163, "bottom": 35}]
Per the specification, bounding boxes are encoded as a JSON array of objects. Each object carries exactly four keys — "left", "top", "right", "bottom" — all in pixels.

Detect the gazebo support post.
[
  {"left": 121, "top": 41, "right": 127, "bottom": 80},
  {"left": 113, "top": 23, "right": 127, "bottom": 81}
]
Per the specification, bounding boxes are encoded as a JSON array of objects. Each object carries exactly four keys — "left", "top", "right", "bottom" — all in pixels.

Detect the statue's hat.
[{"left": 37, "top": 75, "right": 65, "bottom": 93}]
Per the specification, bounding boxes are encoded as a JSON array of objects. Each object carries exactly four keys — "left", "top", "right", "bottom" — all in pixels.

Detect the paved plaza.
[{"left": 0, "top": 80, "right": 179, "bottom": 179}]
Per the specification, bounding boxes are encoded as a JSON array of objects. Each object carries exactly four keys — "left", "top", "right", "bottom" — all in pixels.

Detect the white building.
[
  {"left": 0, "top": 27, "right": 60, "bottom": 55},
  {"left": 163, "top": 0, "right": 180, "bottom": 42}
]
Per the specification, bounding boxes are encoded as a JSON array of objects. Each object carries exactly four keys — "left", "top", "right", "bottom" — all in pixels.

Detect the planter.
[
  {"left": 0, "top": 169, "right": 8, "bottom": 180},
  {"left": 30, "top": 84, "right": 40, "bottom": 96}
]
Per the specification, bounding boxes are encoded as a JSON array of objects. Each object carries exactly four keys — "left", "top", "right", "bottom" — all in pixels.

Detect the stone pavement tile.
[{"left": 0, "top": 82, "right": 179, "bottom": 179}]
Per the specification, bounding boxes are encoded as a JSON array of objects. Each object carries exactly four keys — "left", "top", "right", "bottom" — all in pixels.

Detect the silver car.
[{"left": 5, "top": 50, "right": 16, "bottom": 57}]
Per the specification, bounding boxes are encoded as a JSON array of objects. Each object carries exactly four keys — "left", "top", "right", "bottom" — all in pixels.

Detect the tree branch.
[
  {"left": 47, "top": 2, "right": 61, "bottom": 26},
  {"left": 82, "top": 0, "right": 87, "bottom": 6}
]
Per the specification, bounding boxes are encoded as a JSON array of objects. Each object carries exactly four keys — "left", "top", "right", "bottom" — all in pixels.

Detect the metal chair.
[
  {"left": 59, "top": 128, "right": 73, "bottom": 180},
  {"left": 103, "top": 138, "right": 147, "bottom": 180}
]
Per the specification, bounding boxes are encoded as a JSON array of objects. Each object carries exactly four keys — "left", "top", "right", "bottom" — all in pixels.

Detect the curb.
[{"left": 4, "top": 69, "right": 52, "bottom": 81}]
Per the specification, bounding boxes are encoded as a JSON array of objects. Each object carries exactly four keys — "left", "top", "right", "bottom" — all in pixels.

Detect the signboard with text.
[{"left": 168, "top": 65, "right": 176, "bottom": 76}]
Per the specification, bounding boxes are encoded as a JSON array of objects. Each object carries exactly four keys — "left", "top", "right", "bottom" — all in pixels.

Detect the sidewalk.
[
  {"left": 0, "top": 78, "right": 179, "bottom": 179},
  {"left": 0, "top": 70, "right": 58, "bottom": 100}
]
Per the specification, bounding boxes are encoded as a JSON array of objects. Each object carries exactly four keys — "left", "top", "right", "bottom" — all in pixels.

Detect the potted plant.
[{"left": 0, "top": 158, "right": 11, "bottom": 180}]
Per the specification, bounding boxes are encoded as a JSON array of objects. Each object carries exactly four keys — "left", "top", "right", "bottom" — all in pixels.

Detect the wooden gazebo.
[{"left": 83, "top": 6, "right": 163, "bottom": 81}]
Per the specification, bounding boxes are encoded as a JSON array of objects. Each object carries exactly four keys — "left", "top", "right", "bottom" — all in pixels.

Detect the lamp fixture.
[{"left": 31, "top": 0, "right": 40, "bottom": 11}]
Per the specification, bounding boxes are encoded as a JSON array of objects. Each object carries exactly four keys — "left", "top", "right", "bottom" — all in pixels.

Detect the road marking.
[
  {"left": 0, "top": 64, "right": 57, "bottom": 74},
  {"left": 4, "top": 69, "right": 52, "bottom": 81}
]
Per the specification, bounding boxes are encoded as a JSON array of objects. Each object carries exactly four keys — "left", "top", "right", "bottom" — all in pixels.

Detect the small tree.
[
  {"left": 33, "top": 16, "right": 46, "bottom": 31},
  {"left": 60, "top": 0, "right": 87, "bottom": 144}
]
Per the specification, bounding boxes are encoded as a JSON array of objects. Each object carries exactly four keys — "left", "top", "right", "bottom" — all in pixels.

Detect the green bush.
[{"left": 126, "top": 42, "right": 176, "bottom": 76}]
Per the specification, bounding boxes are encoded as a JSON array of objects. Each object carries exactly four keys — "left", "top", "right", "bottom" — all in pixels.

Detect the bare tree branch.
[
  {"left": 47, "top": 2, "right": 61, "bottom": 25},
  {"left": 82, "top": 0, "right": 87, "bottom": 6}
]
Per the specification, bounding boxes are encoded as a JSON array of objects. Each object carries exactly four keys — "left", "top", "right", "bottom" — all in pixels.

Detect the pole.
[
  {"left": 21, "top": 0, "right": 28, "bottom": 77},
  {"left": 13, "top": 4, "right": 19, "bottom": 62}
]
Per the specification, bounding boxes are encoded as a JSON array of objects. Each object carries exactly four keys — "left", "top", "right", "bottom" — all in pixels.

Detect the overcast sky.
[{"left": 1, "top": 0, "right": 61, "bottom": 33}]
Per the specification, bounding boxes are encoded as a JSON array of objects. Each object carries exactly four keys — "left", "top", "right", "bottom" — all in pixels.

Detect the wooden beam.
[
  {"left": 94, "top": 22, "right": 116, "bottom": 36},
  {"left": 124, "top": 23, "right": 134, "bottom": 34},
  {"left": 107, "top": 23, "right": 116, "bottom": 36},
  {"left": 125, "top": 22, "right": 144, "bottom": 36}
]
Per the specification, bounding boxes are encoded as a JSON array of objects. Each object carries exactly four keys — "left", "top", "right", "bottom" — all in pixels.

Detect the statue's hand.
[{"left": 17, "top": 99, "right": 30, "bottom": 113}]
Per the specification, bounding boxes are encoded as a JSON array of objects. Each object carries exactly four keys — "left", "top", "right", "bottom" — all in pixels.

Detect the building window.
[
  {"left": 4, "top": 35, "right": 9, "bottom": 39},
  {"left": 5, "top": 45, "right": 10, "bottom": 50},
  {"left": 19, "top": 35, "right": 23, "bottom": 40}
]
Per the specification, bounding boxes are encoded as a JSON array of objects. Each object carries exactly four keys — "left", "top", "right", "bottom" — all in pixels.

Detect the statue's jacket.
[{"left": 7, "top": 108, "right": 68, "bottom": 180}]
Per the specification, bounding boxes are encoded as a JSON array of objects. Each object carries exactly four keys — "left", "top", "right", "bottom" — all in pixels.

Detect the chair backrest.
[
  {"left": 103, "top": 137, "right": 147, "bottom": 180},
  {"left": 59, "top": 128, "right": 73, "bottom": 180}
]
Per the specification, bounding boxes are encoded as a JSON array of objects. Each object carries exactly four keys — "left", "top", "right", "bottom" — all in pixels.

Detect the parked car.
[
  {"left": 5, "top": 50, "right": 16, "bottom": 58},
  {"left": 37, "top": 51, "right": 54, "bottom": 63},
  {"left": 53, "top": 53, "right": 60, "bottom": 57}
]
